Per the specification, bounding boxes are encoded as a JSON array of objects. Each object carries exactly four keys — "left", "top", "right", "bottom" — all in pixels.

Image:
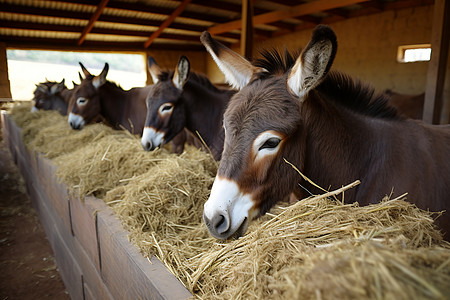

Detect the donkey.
[
  {"left": 384, "top": 89, "right": 424, "bottom": 119},
  {"left": 32, "top": 79, "right": 70, "bottom": 115},
  {"left": 68, "top": 63, "right": 151, "bottom": 135},
  {"left": 141, "top": 56, "right": 235, "bottom": 160},
  {"left": 201, "top": 25, "right": 450, "bottom": 240}
]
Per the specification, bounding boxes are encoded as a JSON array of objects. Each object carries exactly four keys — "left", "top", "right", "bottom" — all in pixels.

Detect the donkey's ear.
[
  {"left": 173, "top": 55, "right": 190, "bottom": 90},
  {"left": 79, "top": 62, "right": 92, "bottom": 78},
  {"left": 287, "top": 25, "right": 337, "bottom": 100},
  {"left": 36, "top": 83, "right": 48, "bottom": 93},
  {"left": 200, "top": 31, "right": 262, "bottom": 90},
  {"left": 147, "top": 56, "right": 162, "bottom": 84},
  {"left": 50, "top": 78, "right": 66, "bottom": 94},
  {"left": 78, "top": 71, "right": 84, "bottom": 82},
  {"left": 93, "top": 63, "right": 109, "bottom": 89}
]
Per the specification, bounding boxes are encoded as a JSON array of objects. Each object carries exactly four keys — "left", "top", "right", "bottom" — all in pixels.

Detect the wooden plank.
[
  {"left": 423, "top": 0, "right": 450, "bottom": 124},
  {"left": 3, "top": 112, "right": 191, "bottom": 299},
  {"left": 70, "top": 194, "right": 105, "bottom": 272},
  {"left": 241, "top": 0, "right": 254, "bottom": 60},
  {"left": 77, "top": 0, "right": 109, "bottom": 46},
  {"left": 208, "top": 0, "right": 370, "bottom": 35},
  {"left": 2, "top": 36, "right": 205, "bottom": 52},
  {"left": 97, "top": 209, "right": 192, "bottom": 300},
  {"left": 36, "top": 156, "right": 72, "bottom": 232},
  {"left": 26, "top": 180, "right": 84, "bottom": 300},
  {"left": 29, "top": 159, "right": 113, "bottom": 300},
  {"left": 144, "top": 0, "right": 192, "bottom": 48}
]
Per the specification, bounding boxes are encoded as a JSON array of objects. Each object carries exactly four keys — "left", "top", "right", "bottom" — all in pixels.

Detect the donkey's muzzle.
[
  {"left": 68, "top": 113, "right": 85, "bottom": 130},
  {"left": 69, "top": 121, "right": 82, "bottom": 130}
]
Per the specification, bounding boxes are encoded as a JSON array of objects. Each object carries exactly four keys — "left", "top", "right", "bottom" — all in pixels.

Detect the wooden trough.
[{"left": 1, "top": 111, "right": 192, "bottom": 300}]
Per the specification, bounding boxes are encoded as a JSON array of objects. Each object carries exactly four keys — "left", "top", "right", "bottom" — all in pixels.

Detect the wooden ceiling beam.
[
  {"left": 0, "top": 3, "right": 203, "bottom": 35},
  {"left": 188, "top": 0, "right": 296, "bottom": 31},
  {"left": 45, "top": 0, "right": 237, "bottom": 24},
  {"left": 2, "top": 36, "right": 206, "bottom": 52},
  {"left": 144, "top": 0, "right": 192, "bottom": 48},
  {"left": 0, "top": 20, "right": 206, "bottom": 43},
  {"left": 77, "top": 0, "right": 109, "bottom": 45},
  {"left": 208, "top": 0, "right": 370, "bottom": 35}
]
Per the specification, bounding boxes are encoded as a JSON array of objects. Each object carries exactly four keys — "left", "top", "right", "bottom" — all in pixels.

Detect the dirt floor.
[{"left": 0, "top": 131, "right": 70, "bottom": 299}]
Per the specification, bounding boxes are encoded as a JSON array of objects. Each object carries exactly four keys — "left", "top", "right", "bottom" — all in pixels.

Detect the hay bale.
[
  {"left": 8, "top": 106, "right": 450, "bottom": 300},
  {"left": 104, "top": 149, "right": 217, "bottom": 282},
  {"left": 29, "top": 123, "right": 119, "bottom": 159},
  {"left": 184, "top": 195, "right": 449, "bottom": 299},
  {"left": 55, "top": 133, "right": 178, "bottom": 198}
]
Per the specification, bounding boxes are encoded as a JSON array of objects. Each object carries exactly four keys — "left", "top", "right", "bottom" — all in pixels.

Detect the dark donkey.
[
  {"left": 384, "top": 89, "right": 425, "bottom": 119},
  {"left": 141, "top": 56, "right": 235, "bottom": 160},
  {"left": 201, "top": 25, "right": 450, "bottom": 240},
  {"left": 32, "top": 79, "right": 70, "bottom": 115},
  {"left": 68, "top": 63, "right": 150, "bottom": 135}
]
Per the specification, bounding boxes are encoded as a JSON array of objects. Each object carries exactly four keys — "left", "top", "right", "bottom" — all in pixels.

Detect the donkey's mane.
[
  {"left": 318, "top": 71, "right": 401, "bottom": 120},
  {"left": 104, "top": 80, "right": 124, "bottom": 90},
  {"left": 82, "top": 75, "right": 124, "bottom": 90},
  {"left": 158, "top": 70, "right": 222, "bottom": 92},
  {"left": 254, "top": 49, "right": 401, "bottom": 120},
  {"left": 254, "top": 48, "right": 299, "bottom": 76}
]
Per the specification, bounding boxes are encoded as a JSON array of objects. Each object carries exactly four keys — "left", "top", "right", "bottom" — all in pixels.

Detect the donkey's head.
[
  {"left": 68, "top": 62, "right": 108, "bottom": 129},
  {"left": 201, "top": 25, "right": 337, "bottom": 239},
  {"left": 141, "top": 56, "right": 190, "bottom": 151},
  {"left": 32, "top": 79, "right": 66, "bottom": 112}
]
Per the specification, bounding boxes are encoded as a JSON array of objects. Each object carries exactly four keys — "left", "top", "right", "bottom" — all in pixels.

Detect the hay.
[
  {"left": 107, "top": 177, "right": 450, "bottom": 299},
  {"left": 54, "top": 133, "right": 196, "bottom": 198},
  {"left": 7, "top": 106, "right": 450, "bottom": 300}
]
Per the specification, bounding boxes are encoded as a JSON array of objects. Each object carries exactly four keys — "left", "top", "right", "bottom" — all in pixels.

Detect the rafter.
[
  {"left": 144, "top": 0, "right": 192, "bottom": 48},
  {"left": 208, "top": 0, "right": 371, "bottom": 35},
  {"left": 77, "top": 0, "right": 109, "bottom": 46}
]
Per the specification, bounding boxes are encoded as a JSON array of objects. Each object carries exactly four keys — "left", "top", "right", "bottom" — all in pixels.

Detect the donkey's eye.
[
  {"left": 159, "top": 103, "right": 174, "bottom": 114},
  {"left": 259, "top": 138, "right": 281, "bottom": 151},
  {"left": 77, "top": 97, "right": 88, "bottom": 106}
]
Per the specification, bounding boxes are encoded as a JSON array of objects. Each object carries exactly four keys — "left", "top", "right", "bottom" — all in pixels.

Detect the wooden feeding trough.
[{"left": 1, "top": 111, "right": 191, "bottom": 300}]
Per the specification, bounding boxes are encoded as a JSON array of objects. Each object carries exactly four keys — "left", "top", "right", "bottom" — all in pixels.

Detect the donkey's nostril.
[
  {"left": 213, "top": 213, "right": 230, "bottom": 234},
  {"left": 142, "top": 141, "right": 153, "bottom": 151},
  {"left": 216, "top": 215, "right": 225, "bottom": 228}
]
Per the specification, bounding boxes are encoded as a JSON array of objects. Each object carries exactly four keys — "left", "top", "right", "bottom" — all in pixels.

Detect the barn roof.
[{"left": 0, "top": 0, "right": 434, "bottom": 52}]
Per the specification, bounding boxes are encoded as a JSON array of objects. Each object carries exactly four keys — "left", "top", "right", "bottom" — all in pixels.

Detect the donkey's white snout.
[
  {"left": 141, "top": 127, "right": 165, "bottom": 151},
  {"left": 203, "top": 176, "right": 256, "bottom": 240},
  {"left": 68, "top": 113, "right": 85, "bottom": 130}
]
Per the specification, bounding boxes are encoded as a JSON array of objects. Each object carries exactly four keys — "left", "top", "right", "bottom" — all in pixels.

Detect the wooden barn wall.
[{"left": 205, "top": 4, "right": 449, "bottom": 122}]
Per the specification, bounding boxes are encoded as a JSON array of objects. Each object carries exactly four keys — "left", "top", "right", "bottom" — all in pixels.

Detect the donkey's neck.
[
  {"left": 182, "top": 80, "right": 232, "bottom": 160},
  {"left": 99, "top": 85, "right": 128, "bottom": 128},
  {"left": 301, "top": 98, "right": 394, "bottom": 202}
]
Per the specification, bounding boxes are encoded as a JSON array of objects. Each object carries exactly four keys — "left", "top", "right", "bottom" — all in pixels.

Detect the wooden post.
[
  {"left": 422, "top": 0, "right": 450, "bottom": 124},
  {"left": 241, "top": 0, "right": 254, "bottom": 60},
  {"left": 145, "top": 53, "right": 153, "bottom": 85},
  {"left": 0, "top": 42, "right": 12, "bottom": 99}
]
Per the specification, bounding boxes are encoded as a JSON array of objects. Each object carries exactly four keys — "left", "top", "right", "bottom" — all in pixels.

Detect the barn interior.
[
  {"left": 1, "top": 1, "right": 450, "bottom": 299},
  {"left": 0, "top": 0, "right": 449, "bottom": 123}
]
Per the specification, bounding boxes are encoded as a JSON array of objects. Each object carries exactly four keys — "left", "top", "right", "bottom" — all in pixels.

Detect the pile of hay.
[
  {"left": 7, "top": 104, "right": 450, "bottom": 299},
  {"left": 107, "top": 178, "right": 450, "bottom": 299}
]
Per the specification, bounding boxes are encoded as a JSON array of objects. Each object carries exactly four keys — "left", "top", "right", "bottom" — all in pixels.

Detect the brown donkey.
[
  {"left": 201, "top": 25, "right": 450, "bottom": 240},
  {"left": 68, "top": 63, "right": 150, "bottom": 135},
  {"left": 32, "top": 79, "right": 70, "bottom": 115},
  {"left": 141, "top": 56, "right": 235, "bottom": 160}
]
